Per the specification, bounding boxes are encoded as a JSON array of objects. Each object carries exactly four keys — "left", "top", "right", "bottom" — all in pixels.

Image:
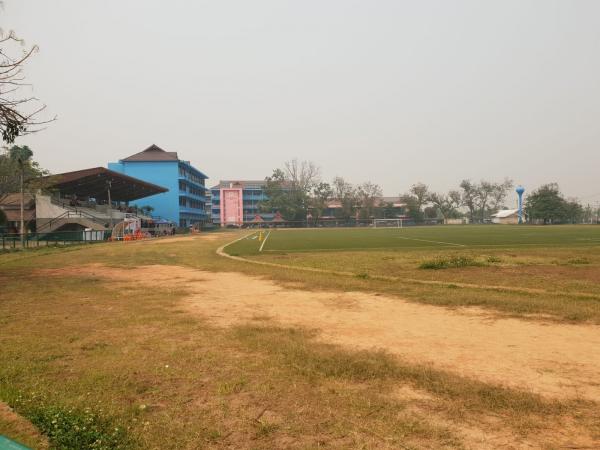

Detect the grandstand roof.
[{"left": 43, "top": 167, "right": 168, "bottom": 202}]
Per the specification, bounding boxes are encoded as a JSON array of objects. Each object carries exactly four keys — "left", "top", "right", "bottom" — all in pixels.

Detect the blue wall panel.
[{"left": 108, "top": 161, "right": 181, "bottom": 223}]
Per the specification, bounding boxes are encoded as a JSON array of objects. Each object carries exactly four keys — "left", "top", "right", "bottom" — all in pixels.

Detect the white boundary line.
[
  {"left": 395, "top": 236, "right": 466, "bottom": 247},
  {"left": 259, "top": 230, "right": 271, "bottom": 252}
]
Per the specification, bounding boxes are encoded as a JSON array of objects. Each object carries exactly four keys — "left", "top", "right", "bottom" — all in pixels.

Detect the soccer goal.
[{"left": 373, "top": 218, "right": 403, "bottom": 228}]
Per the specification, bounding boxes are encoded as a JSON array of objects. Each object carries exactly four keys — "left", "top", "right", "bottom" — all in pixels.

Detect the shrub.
[
  {"left": 566, "top": 258, "right": 589, "bottom": 265},
  {"left": 419, "top": 256, "right": 484, "bottom": 270}
]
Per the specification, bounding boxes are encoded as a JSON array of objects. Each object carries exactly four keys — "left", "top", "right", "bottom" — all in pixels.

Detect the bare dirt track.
[
  {"left": 47, "top": 264, "right": 600, "bottom": 403},
  {"left": 140, "top": 233, "right": 228, "bottom": 245}
]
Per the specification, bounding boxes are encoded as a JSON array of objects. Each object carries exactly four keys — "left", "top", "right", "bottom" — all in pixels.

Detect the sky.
[{"left": 3, "top": 0, "right": 600, "bottom": 203}]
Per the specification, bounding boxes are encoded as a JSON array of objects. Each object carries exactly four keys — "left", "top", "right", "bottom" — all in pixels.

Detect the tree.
[
  {"left": 261, "top": 160, "right": 321, "bottom": 221},
  {"left": 332, "top": 176, "right": 357, "bottom": 220},
  {"left": 311, "top": 182, "right": 333, "bottom": 223},
  {"left": 0, "top": 20, "right": 52, "bottom": 143},
  {"left": 459, "top": 180, "right": 479, "bottom": 223},
  {"left": 356, "top": 181, "right": 382, "bottom": 219},
  {"left": 525, "top": 183, "right": 574, "bottom": 224},
  {"left": 0, "top": 145, "right": 46, "bottom": 203},
  {"left": 399, "top": 194, "right": 423, "bottom": 222},
  {"left": 488, "top": 178, "right": 514, "bottom": 216},
  {"left": 564, "top": 199, "right": 584, "bottom": 224},
  {"left": 284, "top": 159, "right": 320, "bottom": 195},
  {"left": 582, "top": 204, "right": 595, "bottom": 224},
  {"left": 459, "top": 178, "right": 513, "bottom": 222},
  {"left": 399, "top": 182, "right": 429, "bottom": 222},
  {"left": 476, "top": 181, "right": 496, "bottom": 223},
  {"left": 428, "top": 190, "right": 462, "bottom": 220},
  {"left": 409, "top": 182, "right": 429, "bottom": 215}
]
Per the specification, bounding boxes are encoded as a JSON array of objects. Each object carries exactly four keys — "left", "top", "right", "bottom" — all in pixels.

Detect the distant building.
[
  {"left": 0, "top": 193, "right": 36, "bottom": 233},
  {"left": 320, "top": 196, "right": 408, "bottom": 219},
  {"left": 444, "top": 218, "right": 470, "bottom": 225},
  {"left": 210, "top": 180, "right": 272, "bottom": 226},
  {"left": 491, "top": 209, "right": 520, "bottom": 224},
  {"left": 109, "top": 145, "right": 209, "bottom": 227}
]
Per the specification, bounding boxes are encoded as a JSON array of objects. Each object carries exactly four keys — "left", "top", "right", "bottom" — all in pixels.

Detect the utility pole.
[
  {"left": 19, "top": 157, "right": 24, "bottom": 248},
  {"left": 107, "top": 180, "right": 113, "bottom": 229}
]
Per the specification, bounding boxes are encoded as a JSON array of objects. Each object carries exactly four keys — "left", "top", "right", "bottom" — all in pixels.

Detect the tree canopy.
[
  {"left": 0, "top": 145, "right": 47, "bottom": 203},
  {"left": 525, "top": 183, "right": 583, "bottom": 224},
  {"left": 260, "top": 160, "right": 320, "bottom": 221}
]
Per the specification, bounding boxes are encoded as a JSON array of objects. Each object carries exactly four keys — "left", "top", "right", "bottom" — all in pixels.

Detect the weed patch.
[
  {"left": 566, "top": 257, "right": 590, "bottom": 265},
  {"left": 419, "top": 255, "right": 485, "bottom": 270},
  {"left": 2, "top": 390, "right": 133, "bottom": 450}
]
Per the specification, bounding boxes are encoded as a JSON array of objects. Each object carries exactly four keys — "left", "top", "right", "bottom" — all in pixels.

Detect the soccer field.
[{"left": 227, "top": 224, "right": 600, "bottom": 255}]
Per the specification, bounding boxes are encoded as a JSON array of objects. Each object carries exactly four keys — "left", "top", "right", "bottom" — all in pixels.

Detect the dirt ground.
[
  {"left": 141, "top": 233, "right": 228, "bottom": 244},
  {"left": 52, "top": 264, "right": 600, "bottom": 403}
]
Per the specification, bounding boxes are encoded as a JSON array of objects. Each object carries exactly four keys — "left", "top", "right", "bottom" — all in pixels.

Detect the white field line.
[
  {"left": 215, "top": 231, "right": 258, "bottom": 257},
  {"left": 259, "top": 230, "right": 271, "bottom": 252},
  {"left": 395, "top": 236, "right": 466, "bottom": 247}
]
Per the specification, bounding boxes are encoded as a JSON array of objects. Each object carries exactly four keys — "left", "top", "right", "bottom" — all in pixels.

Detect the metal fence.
[
  {"left": 239, "top": 218, "right": 444, "bottom": 228},
  {"left": 1, "top": 230, "right": 110, "bottom": 251}
]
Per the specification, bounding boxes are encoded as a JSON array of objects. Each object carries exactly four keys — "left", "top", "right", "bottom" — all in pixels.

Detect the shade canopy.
[{"left": 43, "top": 167, "right": 168, "bottom": 202}]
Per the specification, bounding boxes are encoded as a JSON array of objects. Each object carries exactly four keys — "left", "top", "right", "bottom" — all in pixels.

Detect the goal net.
[{"left": 373, "top": 218, "right": 403, "bottom": 228}]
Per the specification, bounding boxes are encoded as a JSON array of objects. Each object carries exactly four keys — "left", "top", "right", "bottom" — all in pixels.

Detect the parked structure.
[
  {"left": 491, "top": 209, "right": 520, "bottom": 224},
  {"left": 210, "top": 180, "right": 272, "bottom": 226},
  {"left": 109, "top": 145, "right": 209, "bottom": 227}
]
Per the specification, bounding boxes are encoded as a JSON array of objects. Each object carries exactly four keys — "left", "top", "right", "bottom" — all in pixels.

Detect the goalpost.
[{"left": 373, "top": 218, "right": 403, "bottom": 228}]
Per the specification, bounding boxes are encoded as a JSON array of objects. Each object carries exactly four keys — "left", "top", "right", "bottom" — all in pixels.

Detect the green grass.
[{"left": 228, "top": 225, "right": 600, "bottom": 255}]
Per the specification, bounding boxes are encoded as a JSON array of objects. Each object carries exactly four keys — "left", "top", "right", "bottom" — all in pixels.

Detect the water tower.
[{"left": 516, "top": 185, "right": 525, "bottom": 224}]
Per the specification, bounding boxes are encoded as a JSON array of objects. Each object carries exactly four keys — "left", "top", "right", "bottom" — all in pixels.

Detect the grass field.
[
  {"left": 1, "top": 228, "right": 600, "bottom": 448},
  {"left": 228, "top": 224, "right": 600, "bottom": 255}
]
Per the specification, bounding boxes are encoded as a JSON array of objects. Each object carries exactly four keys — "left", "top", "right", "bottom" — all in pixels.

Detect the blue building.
[{"left": 109, "top": 145, "right": 209, "bottom": 227}]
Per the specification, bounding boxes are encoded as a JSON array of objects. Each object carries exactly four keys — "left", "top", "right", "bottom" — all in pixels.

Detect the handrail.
[{"left": 37, "top": 210, "right": 110, "bottom": 232}]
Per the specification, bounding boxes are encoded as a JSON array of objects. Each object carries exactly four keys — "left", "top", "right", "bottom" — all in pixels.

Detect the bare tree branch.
[{"left": 0, "top": 23, "right": 54, "bottom": 143}]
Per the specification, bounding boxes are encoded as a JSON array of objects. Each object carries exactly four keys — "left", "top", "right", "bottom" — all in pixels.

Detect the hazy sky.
[{"left": 4, "top": 1, "right": 600, "bottom": 203}]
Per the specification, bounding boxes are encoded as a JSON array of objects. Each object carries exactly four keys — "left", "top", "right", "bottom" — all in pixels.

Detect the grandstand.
[{"left": 35, "top": 167, "right": 169, "bottom": 236}]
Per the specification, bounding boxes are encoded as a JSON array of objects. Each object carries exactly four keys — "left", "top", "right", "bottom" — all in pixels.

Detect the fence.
[
  {"left": 1, "top": 230, "right": 110, "bottom": 251},
  {"left": 238, "top": 218, "right": 445, "bottom": 228}
]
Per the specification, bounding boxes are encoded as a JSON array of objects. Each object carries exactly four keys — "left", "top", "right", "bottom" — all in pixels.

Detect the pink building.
[
  {"left": 220, "top": 183, "right": 244, "bottom": 226},
  {"left": 210, "top": 181, "right": 272, "bottom": 226}
]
